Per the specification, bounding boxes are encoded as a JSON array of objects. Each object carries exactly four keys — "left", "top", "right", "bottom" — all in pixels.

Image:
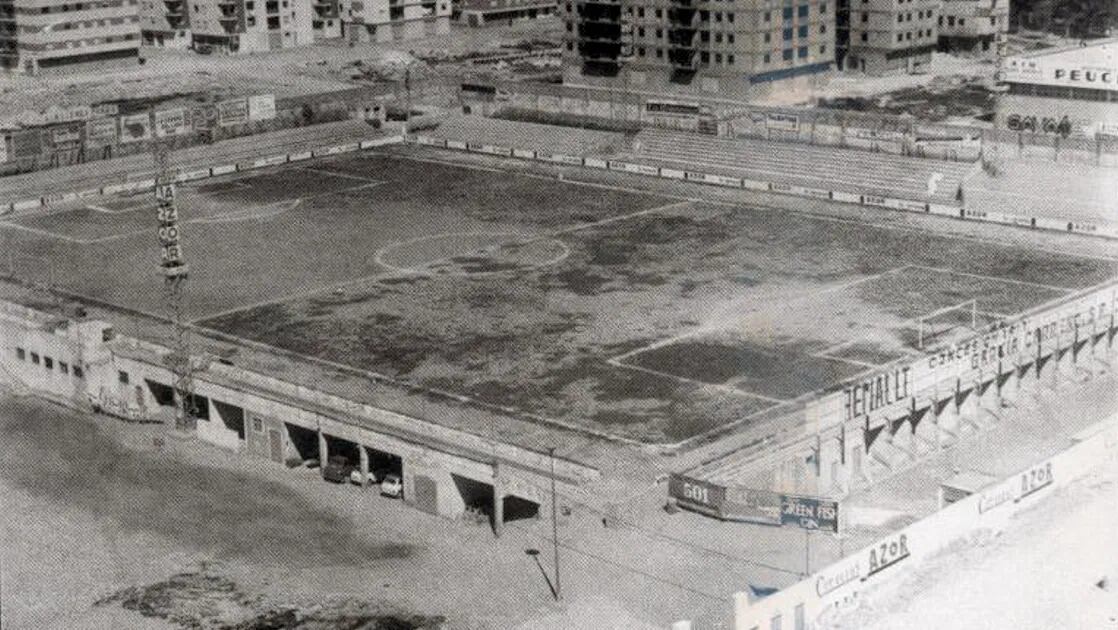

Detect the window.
[
  {"left": 44, "top": 356, "right": 53, "bottom": 369},
  {"left": 861, "top": 32, "right": 868, "bottom": 41},
  {"left": 73, "top": 366, "right": 83, "bottom": 379},
  {"left": 782, "top": 7, "right": 792, "bottom": 20},
  {"left": 947, "top": 15, "right": 954, "bottom": 26},
  {"left": 938, "top": 15, "right": 942, "bottom": 25},
  {"left": 897, "top": 14, "right": 902, "bottom": 22},
  {"left": 566, "top": 41, "right": 573, "bottom": 50},
  {"left": 700, "top": 51, "right": 709, "bottom": 63},
  {"left": 764, "top": 31, "right": 771, "bottom": 42},
  {"left": 798, "top": 4, "right": 808, "bottom": 17},
  {"left": 16, "top": 347, "right": 25, "bottom": 361},
  {"left": 906, "top": 31, "right": 912, "bottom": 40},
  {"left": 636, "top": 7, "right": 643, "bottom": 17},
  {"left": 727, "top": 12, "right": 733, "bottom": 22},
  {"left": 861, "top": 12, "right": 867, "bottom": 21},
  {"left": 798, "top": 24, "right": 807, "bottom": 37},
  {"left": 59, "top": 361, "right": 69, "bottom": 375},
  {"left": 782, "top": 48, "right": 793, "bottom": 60},
  {"left": 655, "top": 8, "right": 661, "bottom": 17},
  {"left": 727, "top": 54, "right": 735, "bottom": 64},
  {"left": 30, "top": 352, "right": 39, "bottom": 365},
  {"left": 253, "top": 417, "right": 263, "bottom": 432},
  {"left": 728, "top": 33, "right": 734, "bottom": 43},
  {"left": 783, "top": 27, "right": 792, "bottom": 40},
  {"left": 637, "top": 26, "right": 644, "bottom": 36},
  {"left": 656, "top": 28, "right": 662, "bottom": 38},
  {"left": 798, "top": 45, "right": 807, "bottom": 58},
  {"left": 715, "top": 53, "right": 722, "bottom": 63},
  {"left": 701, "top": 30, "right": 710, "bottom": 42},
  {"left": 763, "top": 52, "right": 771, "bottom": 63},
  {"left": 820, "top": 24, "right": 826, "bottom": 33},
  {"left": 638, "top": 46, "right": 645, "bottom": 56},
  {"left": 715, "top": 32, "right": 722, "bottom": 42},
  {"left": 118, "top": 370, "right": 129, "bottom": 384},
  {"left": 763, "top": 10, "right": 770, "bottom": 21},
  {"left": 714, "top": 11, "right": 721, "bottom": 22},
  {"left": 820, "top": 44, "right": 826, "bottom": 54},
  {"left": 897, "top": 33, "right": 903, "bottom": 41},
  {"left": 656, "top": 48, "right": 663, "bottom": 58},
  {"left": 958, "top": 17, "right": 965, "bottom": 25},
  {"left": 700, "top": 10, "right": 708, "bottom": 20},
  {"left": 820, "top": 2, "right": 826, "bottom": 13}
]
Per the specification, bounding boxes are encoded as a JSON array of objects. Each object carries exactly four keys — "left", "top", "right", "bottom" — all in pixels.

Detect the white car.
[{"left": 380, "top": 474, "right": 403, "bottom": 499}]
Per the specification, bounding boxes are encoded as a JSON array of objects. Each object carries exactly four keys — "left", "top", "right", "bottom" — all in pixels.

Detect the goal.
[{"left": 916, "top": 299, "right": 978, "bottom": 349}]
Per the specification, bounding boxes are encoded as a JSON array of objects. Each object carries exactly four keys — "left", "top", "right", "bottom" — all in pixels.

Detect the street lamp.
[{"left": 548, "top": 446, "right": 562, "bottom": 602}]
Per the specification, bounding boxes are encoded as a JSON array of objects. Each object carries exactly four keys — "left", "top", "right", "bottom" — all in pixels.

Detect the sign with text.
[
  {"left": 154, "top": 108, "right": 188, "bottom": 137},
  {"left": 85, "top": 117, "right": 118, "bottom": 146},
  {"left": 218, "top": 98, "right": 249, "bottom": 127},
  {"left": 669, "top": 473, "right": 726, "bottom": 515},
  {"left": 247, "top": 94, "right": 277, "bottom": 121},
  {"left": 781, "top": 495, "right": 840, "bottom": 532}
]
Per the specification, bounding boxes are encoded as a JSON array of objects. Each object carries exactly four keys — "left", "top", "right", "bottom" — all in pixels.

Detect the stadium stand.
[
  {"left": 627, "top": 129, "right": 977, "bottom": 205},
  {"left": 0, "top": 119, "right": 385, "bottom": 209},
  {"left": 430, "top": 115, "right": 628, "bottom": 158}
]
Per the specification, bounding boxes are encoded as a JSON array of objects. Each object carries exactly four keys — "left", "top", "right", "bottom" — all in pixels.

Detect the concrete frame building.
[
  {"left": 0, "top": 0, "right": 141, "bottom": 73},
  {"left": 842, "top": 0, "right": 940, "bottom": 73},
  {"left": 140, "top": 0, "right": 449, "bottom": 49},
  {"left": 935, "top": 0, "right": 1006, "bottom": 58},
  {"left": 456, "top": 0, "right": 555, "bottom": 27},
  {"left": 562, "top": 0, "right": 837, "bottom": 99}
]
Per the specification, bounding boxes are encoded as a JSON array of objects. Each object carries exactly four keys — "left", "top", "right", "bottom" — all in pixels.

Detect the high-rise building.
[
  {"left": 842, "top": 0, "right": 940, "bottom": 73},
  {"left": 561, "top": 0, "right": 837, "bottom": 99},
  {"left": 0, "top": 0, "right": 142, "bottom": 73},
  {"left": 339, "top": 0, "right": 451, "bottom": 43}
]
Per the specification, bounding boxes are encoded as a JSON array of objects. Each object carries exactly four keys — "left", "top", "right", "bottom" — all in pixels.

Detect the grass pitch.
[{"left": 4, "top": 148, "right": 1115, "bottom": 445}]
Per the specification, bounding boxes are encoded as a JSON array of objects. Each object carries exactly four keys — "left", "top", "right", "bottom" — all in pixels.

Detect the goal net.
[{"left": 916, "top": 299, "right": 978, "bottom": 350}]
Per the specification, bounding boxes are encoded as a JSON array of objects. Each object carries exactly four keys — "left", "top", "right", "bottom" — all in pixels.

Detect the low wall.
[{"left": 733, "top": 412, "right": 1118, "bottom": 629}]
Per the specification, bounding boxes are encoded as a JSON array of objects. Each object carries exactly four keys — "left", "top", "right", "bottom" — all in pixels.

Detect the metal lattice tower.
[{"left": 153, "top": 141, "right": 195, "bottom": 431}]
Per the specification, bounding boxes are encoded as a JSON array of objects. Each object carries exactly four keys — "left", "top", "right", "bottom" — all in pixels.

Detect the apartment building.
[
  {"left": 140, "top": 0, "right": 447, "bottom": 49},
  {"left": 0, "top": 0, "right": 141, "bottom": 73},
  {"left": 456, "top": 0, "right": 555, "bottom": 27},
  {"left": 340, "top": 0, "right": 450, "bottom": 43},
  {"left": 936, "top": 0, "right": 1006, "bottom": 58},
  {"left": 562, "top": 0, "right": 836, "bottom": 98},
  {"left": 842, "top": 0, "right": 940, "bottom": 73}
]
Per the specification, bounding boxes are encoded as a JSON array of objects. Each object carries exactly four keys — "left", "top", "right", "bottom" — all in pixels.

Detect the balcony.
[
  {"left": 667, "top": 47, "right": 697, "bottom": 69},
  {"left": 577, "top": 22, "right": 621, "bottom": 42},
  {"left": 666, "top": 28, "right": 696, "bottom": 46}
]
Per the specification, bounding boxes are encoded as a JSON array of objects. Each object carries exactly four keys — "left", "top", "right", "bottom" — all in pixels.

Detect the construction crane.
[{"left": 152, "top": 140, "right": 196, "bottom": 432}]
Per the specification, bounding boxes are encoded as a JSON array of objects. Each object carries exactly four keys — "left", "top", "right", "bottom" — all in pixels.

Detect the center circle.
[{"left": 375, "top": 231, "right": 570, "bottom": 276}]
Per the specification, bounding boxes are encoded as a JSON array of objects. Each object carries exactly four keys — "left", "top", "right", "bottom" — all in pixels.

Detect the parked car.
[
  {"left": 349, "top": 469, "right": 370, "bottom": 485},
  {"left": 302, "top": 458, "right": 321, "bottom": 470},
  {"left": 380, "top": 474, "right": 403, "bottom": 499},
  {"left": 322, "top": 455, "right": 354, "bottom": 483}
]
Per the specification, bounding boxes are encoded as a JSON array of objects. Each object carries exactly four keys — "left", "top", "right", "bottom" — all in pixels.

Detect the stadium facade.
[
  {"left": 0, "top": 0, "right": 142, "bottom": 73},
  {"left": 996, "top": 38, "right": 1118, "bottom": 137}
]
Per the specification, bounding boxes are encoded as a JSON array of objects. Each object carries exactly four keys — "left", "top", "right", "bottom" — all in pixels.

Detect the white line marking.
[
  {"left": 606, "top": 359, "right": 790, "bottom": 404},
  {"left": 907, "top": 263, "right": 1076, "bottom": 293}
]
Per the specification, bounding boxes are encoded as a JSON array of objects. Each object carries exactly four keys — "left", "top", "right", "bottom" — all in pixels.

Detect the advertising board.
[
  {"left": 85, "top": 117, "right": 118, "bottom": 146},
  {"left": 766, "top": 112, "right": 800, "bottom": 133},
  {"left": 218, "top": 98, "right": 249, "bottom": 127},
  {"left": 669, "top": 473, "right": 726, "bottom": 517},
  {"left": 154, "top": 108, "right": 189, "bottom": 137},
  {"left": 781, "top": 495, "right": 840, "bottom": 532},
  {"left": 247, "top": 94, "right": 277, "bottom": 121},
  {"left": 119, "top": 113, "right": 152, "bottom": 144}
]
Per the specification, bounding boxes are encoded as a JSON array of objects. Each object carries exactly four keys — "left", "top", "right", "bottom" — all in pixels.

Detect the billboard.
[
  {"left": 247, "top": 94, "right": 276, "bottom": 121},
  {"left": 119, "top": 113, "right": 152, "bottom": 143},
  {"left": 154, "top": 108, "right": 189, "bottom": 137},
  {"left": 192, "top": 104, "right": 219, "bottom": 131},
  {"left": 1002, "top": 45, "right": 1118, "bottom": 92},
  {"left": 50, "top": 123, "right": 82, "bottom": 147},
  {"left": 766, "top": 112, "right": 800, "bottom": 133},
  {"left": 781, "top": 495, "right": 840, "bottom": 532},
  {"left": 86, "top": 117, "right": 118, "bottom": 146},
  {"left": 668, "top": 473, "right": 726, "bottom": 516},
  {"left": 218, "top": 98, "right": 249, "bottom": 127}
]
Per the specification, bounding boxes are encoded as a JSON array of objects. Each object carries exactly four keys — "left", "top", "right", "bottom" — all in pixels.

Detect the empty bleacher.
[
  {"left": 429, "top": 115, "right": 628, "bottom": 158},
  {"left": 627, "top": 129, "right": 977, "bottom": 205}
]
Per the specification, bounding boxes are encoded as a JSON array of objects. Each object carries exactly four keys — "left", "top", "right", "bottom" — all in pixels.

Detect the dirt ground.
[{"left": 0, "top": 19, "right": 562, "bottom": 115}]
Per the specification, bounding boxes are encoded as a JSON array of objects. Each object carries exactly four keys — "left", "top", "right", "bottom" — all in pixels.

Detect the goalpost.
[{"left": 916, "top": 298, "right": 978, "bottom": 350}]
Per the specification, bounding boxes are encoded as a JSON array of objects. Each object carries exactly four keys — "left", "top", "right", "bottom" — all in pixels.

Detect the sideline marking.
[
  {"left": 906, "top": 264, "right": 1077, "bottom": 293},
  {"left": 606, "top": 358, "right": 791, "bottom": 405}
]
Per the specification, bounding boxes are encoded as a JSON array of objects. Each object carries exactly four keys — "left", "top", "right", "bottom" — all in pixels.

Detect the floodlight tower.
[{"left": 152, "top": 141, "right": 195, "bottom": 431}]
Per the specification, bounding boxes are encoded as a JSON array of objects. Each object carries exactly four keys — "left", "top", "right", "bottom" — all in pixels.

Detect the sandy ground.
[
  {"left": 834, "top": 454, "right": 1118, "bottom": 630},
  {"left": 0, "top": 19, "right": 561, "bottom": 115}
]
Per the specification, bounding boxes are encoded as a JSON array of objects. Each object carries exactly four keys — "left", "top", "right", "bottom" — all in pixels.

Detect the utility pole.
[
  {"left": 548, "top": 446, "right": 562, "bottom": 601},
  {"left": 152, "top": 140, "right": 194, "bottom": 431}
]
